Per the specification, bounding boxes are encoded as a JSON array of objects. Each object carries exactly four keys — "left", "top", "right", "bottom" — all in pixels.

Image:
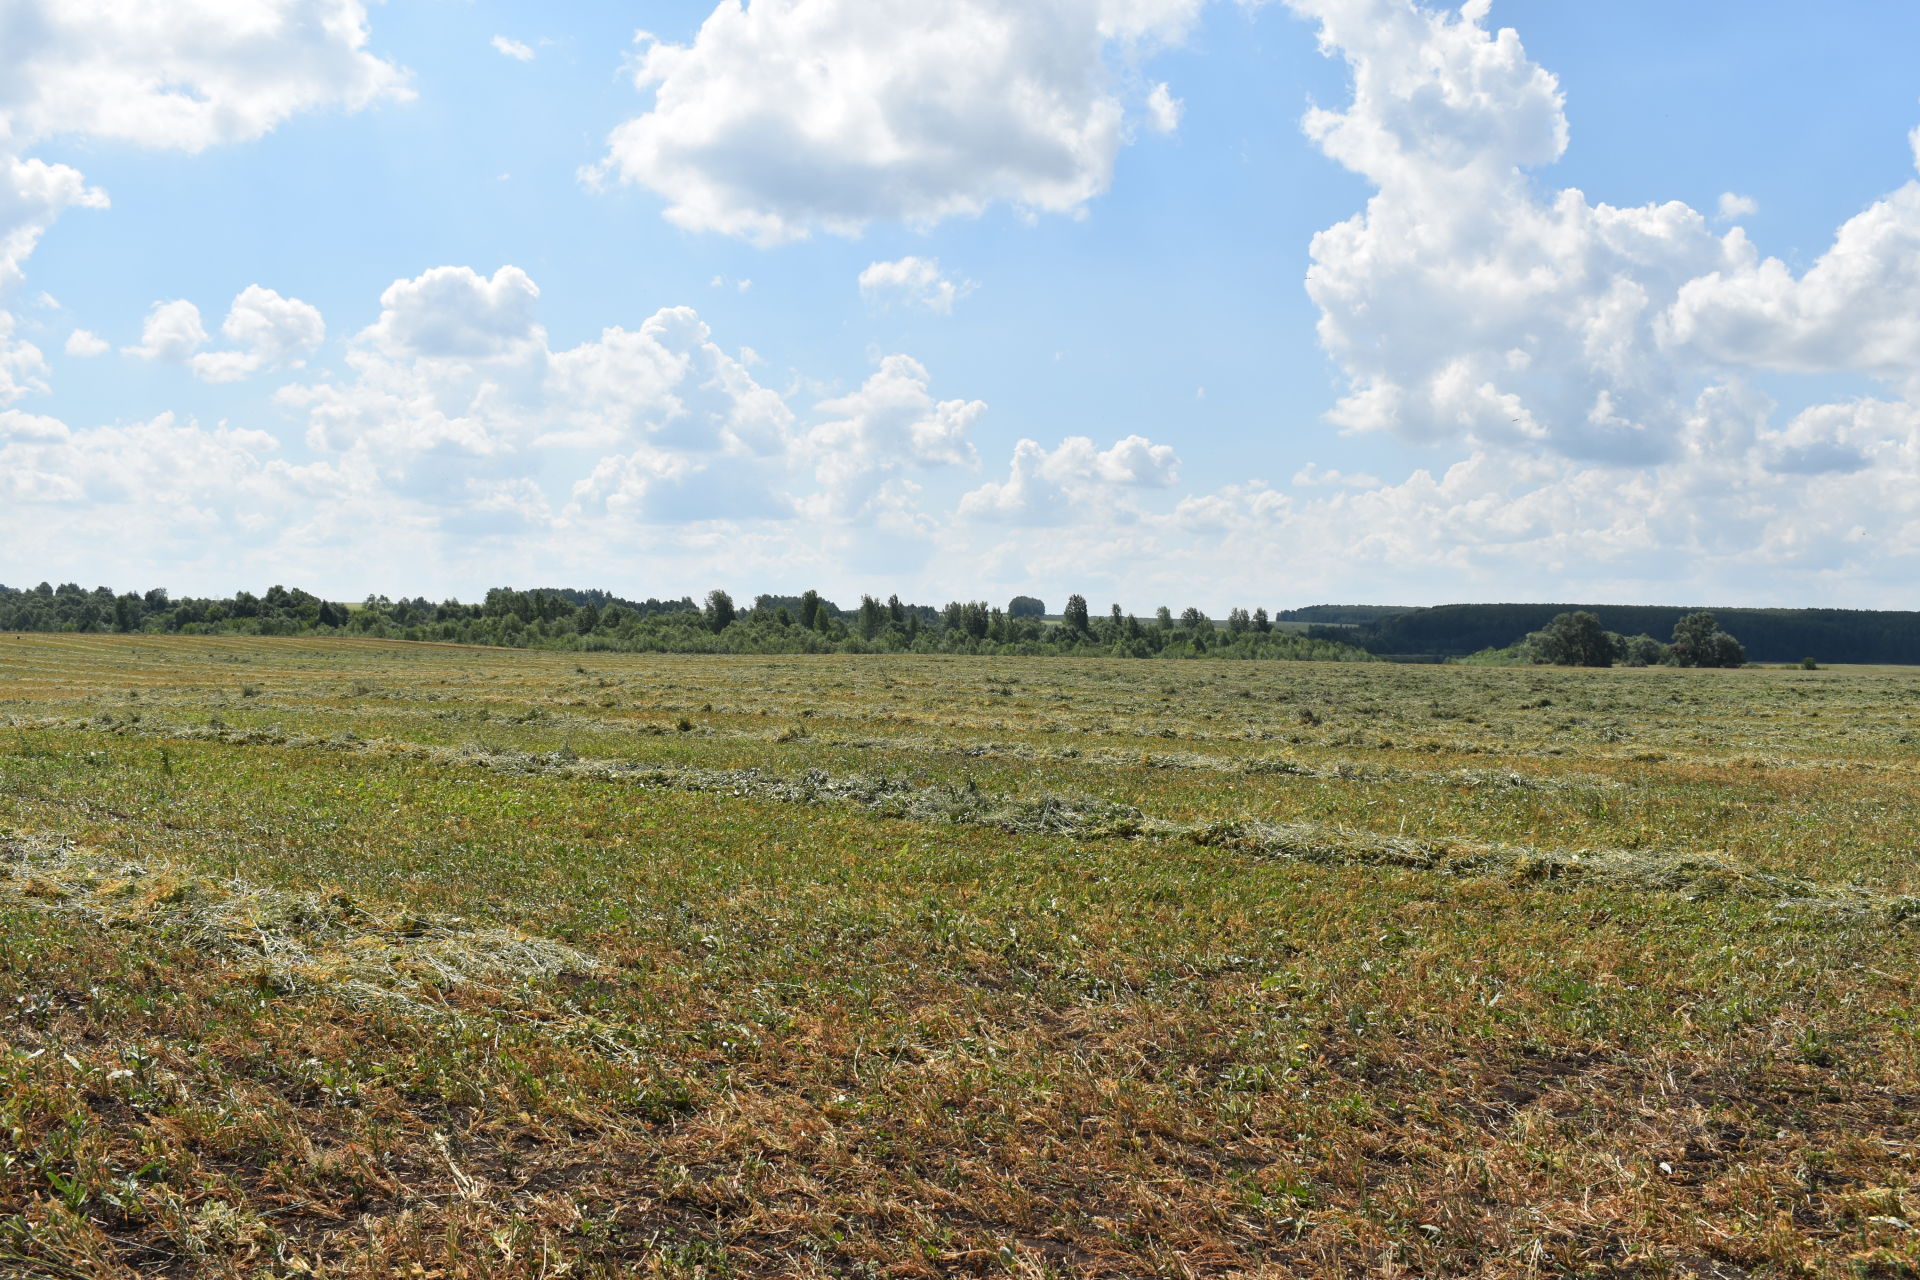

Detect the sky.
[{"left": 3, "top": 0, "right": 1919, "bottom": 612}]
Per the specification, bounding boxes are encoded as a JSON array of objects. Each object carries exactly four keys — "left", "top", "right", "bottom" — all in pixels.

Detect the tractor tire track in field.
[{"left": 12, "top": 713, "right": 1919, "bottom": 923}]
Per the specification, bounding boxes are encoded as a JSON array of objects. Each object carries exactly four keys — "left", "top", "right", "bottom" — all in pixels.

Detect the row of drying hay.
[
  {"left": 1187, "top": 817, "right": 1920, "bottom": 916},
  {"left": 4, "top": 711, "right": 1624, "bottom": 805},
  {"left": 1188, "top": 816, "right": 1757, "bottom": 888},
  {"left": 13, "top": 715, "right": 1917, "bottom": 923},
  {"left": 0, "top": 834, "right": 602, "bottom": 1016},
  {"left": 428, "top": 740, "right": 1918, "bottom": 918},
  {"left": 780, "top": 727, "right": 1622, "bottom": 796}
]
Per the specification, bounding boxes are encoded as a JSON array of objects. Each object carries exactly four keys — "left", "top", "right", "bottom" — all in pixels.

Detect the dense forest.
[
  {"left": 0, "top": 582, "right": 1370, "bottom": 662},
  {"left": 1317, "top": 603, "right": 1920, "bottom": 665}
]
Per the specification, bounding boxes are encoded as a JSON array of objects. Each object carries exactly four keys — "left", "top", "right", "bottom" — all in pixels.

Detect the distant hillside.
[
  {"left": 532, "top": 588, "right": 699, "bottom": 618},
  {"left": 1316, "top": 603, "right": 1920, "bottom": 664},
  {"left": 1275, "top": 604, "right": 1413, "bottom": 625}
]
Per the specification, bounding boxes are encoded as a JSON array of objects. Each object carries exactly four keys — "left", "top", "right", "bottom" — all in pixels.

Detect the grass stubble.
[{"left": 0, "top": 634, "right": 1918, "bottom": 1277}]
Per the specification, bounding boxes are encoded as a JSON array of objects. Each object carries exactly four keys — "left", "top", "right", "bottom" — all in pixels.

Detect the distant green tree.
[
  {"left": 1155, "top": 606, "right": 1174, "bottom": 632},
  {"left": 951, "top": 601, "right": 989, "bottom": 639},
  {"left": 1008, "top": 595, "right": 1047, "bottom": 619},
  {"left": 1671, "top": 611, "right": 1746, "bottom": 668},
  {"left": 1621, "top": 634, "right": 1667, "bottom": 667},
  {"left": 1252, "top": 607, "right": 1272, "bottom": 634},
  {"left": 1179, "top": 606, "right": 1209, "bottom": 632},
  {"left": 1062, "top": 594, "right": 1090, "bottom": 636},
  {"left": 1528, "top": 611, "right": 1618, "bottom": 667},
  {"left": 704, "top": 589, "right": 737, "bottom": 633},
  {"left": 799, "top": 589, "right": 824, "bottom": 631},
  {"left": 857, "top": 594, "right": 886, "bottom": 640},
  {"left": 1226, "top": 607, "right": 1251, "bottom": 635}
]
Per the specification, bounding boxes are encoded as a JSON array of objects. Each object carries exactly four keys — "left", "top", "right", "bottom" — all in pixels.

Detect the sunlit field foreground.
[{"left": 4, "top": 635, "right": 1920, "bottom": 1278}]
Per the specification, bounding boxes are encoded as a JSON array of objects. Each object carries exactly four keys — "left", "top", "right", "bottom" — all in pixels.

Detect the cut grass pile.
[
  {"left": 1, "top": 834, "right": 601, "bottom": 1013},
  {"left": 2, "top": 634, "right": 1920, "bottom": 1277}
]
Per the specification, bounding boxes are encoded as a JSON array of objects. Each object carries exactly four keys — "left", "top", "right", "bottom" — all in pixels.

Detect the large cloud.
[
  {"left": 365, "top": 265, "right": 542, "bottom": 361},
  {"left": 0, "top": 155, "right": 107, "bottom": 291},
  {"left": 1288, "top": 0, "right": 1920, "bottom": 465},
  {"left": 959, "top": 433, "right": 1179, "bottom": 524},
  {"left": 933, "top": 391, "right": 1920, "bottom": 609},
  {"left": 804, "top": 355, "right": 986, "bottom": 521},
  {"left": 190, "top": 285, "right": 327, "bottom": 382},
  {"left": 280, "top": 265, "right": 802, "bottom": 526},
  {"left": 125, "top": 287, "right": 324, "bottom": 382},
  {"left": 0, "top": 1, "right": 407, "bottom": 153},
  {"left": 0, "top": 1, "right": 403, "bottom": 408},
  {"left": 587, "top": 0, "right": 1202, "bottom": 243},
  {"left": 1664, "top": 150, "right": 1920, "bottom": 384}
]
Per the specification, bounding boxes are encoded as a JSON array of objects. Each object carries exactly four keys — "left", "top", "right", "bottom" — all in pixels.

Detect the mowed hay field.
[{"left": 4, "top": 636, "right": 1920, "bottom": 1278}]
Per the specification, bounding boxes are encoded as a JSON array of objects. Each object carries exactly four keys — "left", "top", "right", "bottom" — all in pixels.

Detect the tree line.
[
  {"left": 1317, "top": 602, "right": 1920, "bottom": 664},
  {"left": 0, "top": 582, "right": 1371, "bottom": 662},
  {"left": 1464, "top": 610, "right": 1750, "bottom": 668}
]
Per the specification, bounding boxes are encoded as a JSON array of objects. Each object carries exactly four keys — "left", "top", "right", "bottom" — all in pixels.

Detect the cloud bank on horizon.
[{"left": 2, "top": 0, "right": 1918, "bottom": 609}]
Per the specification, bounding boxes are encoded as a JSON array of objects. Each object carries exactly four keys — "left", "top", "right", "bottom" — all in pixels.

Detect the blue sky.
[{"left": 4, "top": 0, "right": 1919, "bottom": 611}]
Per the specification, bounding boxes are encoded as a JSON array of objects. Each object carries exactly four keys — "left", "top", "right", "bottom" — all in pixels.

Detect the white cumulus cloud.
[
  {"left": 0, "top": 1, "right": 408, "bottom": 154},
  {"left": 280, "top": 265, "right": 800, "bottom": 527},
  {"left": 0, "top": 311, "right": 49, "bottom": 404},
  {"left": 1663, "top": 185, "right": 1920, "bottom": 381},
  {"left": 587, "top": 0, "right": 1205, "bottom": 244},
  {"left": 366, "top": 265, "right": 543, "bottom": 360},
  {"left": 492, "top": 35, "right": 536, "bottom": 62},
  {"left": 1288, "top": 0, "right": 1920, "bottom": 469},
  {"left": 858, "top": 256, "right": 972, "bottom": 314},
  {"left": 960, "top": 433, "right": 1181, "bottom": 524},
  {"left": 805, "top": 355, "right": 986, "bottom": 520},
  {"left": 0, "top": 156, "right": 109, "bottom": 291},
  {"left": 64, "top": 328, "right": 108, "bottom": 357},
  {"left": 125, "top": 300, "right": 209, "bottom": 363},
  {"left": 188, "top": 285, "right": 327, "bottom": 382},
  {"left": 1146, "top": 81, "right": 1183, "bottom": 134},
  {"left": 0, "top": 1, "right": 403, "bottom": 411}
]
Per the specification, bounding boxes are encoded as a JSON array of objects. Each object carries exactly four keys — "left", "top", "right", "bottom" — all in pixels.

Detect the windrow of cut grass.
[
  {"left": 4, "top": 634, "right": 1920, "bottom": 1277},
  {"left": 10, "top": 712, "right": 1917, "bottom": 925}
]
